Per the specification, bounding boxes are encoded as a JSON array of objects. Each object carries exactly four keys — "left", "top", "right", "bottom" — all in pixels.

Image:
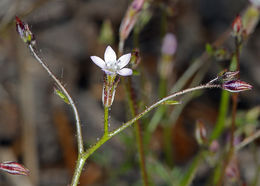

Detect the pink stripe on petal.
[
  {"left": 118, "top": 53, "right": 131, "bottom": 69},
  {"left": 90, "top": 56, "right": 106, "bottom": 69},
  {"left": 117, "top": 68, "right": 133, "bottom": 76}
]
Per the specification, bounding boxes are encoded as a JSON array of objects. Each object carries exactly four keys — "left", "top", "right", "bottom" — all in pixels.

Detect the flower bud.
[
  {"left": 225, "top": 156, "right": 240, "bottom": 182},
  {"left": 158, "top": 33, "right": 177, "bottom": 79},
  {"left": 161, "top": 33, "right": 177, "bottom": 55},
  {"left": 15, "top": 16, "right": 35, "bottom": 46},
  {"left": 131, "top": 49, "right": 141, "bottom": 69},
  {"left": 119, "top": 0, "right": 145, "bottom": 41},
  {"left": 232, "top": 15, "right": 243, "bottom": 35},
  {"left": 222, "top": 80, "right": 252, "bottom": 93},
  {"left": 221, "top": 71, "right": 239, "bottom": 81},
  {"left": 0, "top": 161, "right": 29, "bottom": 176},
  {"left": 195, "top": 120, "right": 207, "bottom": 145}
]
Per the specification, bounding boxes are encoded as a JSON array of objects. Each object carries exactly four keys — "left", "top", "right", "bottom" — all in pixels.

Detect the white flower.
[{"left": 91, "top": 46, "right": 133, "bottom": 76}]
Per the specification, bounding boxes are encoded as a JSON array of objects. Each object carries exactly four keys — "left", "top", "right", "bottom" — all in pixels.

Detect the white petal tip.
[
  {"left": 117, "top": 68, "right": 133, "bottom": 76},
  {"left": 90, "top": 56, "right": 106, "bottom": 69}
]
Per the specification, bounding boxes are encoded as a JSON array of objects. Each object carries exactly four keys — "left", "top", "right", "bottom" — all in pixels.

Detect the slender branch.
[
  {"left": 28, "top": 45, "right": 84, "bottom": 154},
  {"left": 109, "top": 84, "right": 220, "bottom": 138}
]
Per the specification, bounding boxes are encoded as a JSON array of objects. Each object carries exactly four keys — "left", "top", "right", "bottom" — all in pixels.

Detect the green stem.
[
  {"left": 210, "top": 91, "right": 230, "bottom": 142},
  {"left": 124, "top": 78, "right": 149, "bottom": 186},
  {"left": 104, "top": 106, "right": 109, "bottom": 136},
  {"left": 71, "top": 155, "right": 87, "bottom": 186},
  {"left": 109, "top": 84, "right": 220, "bottom": 138}
]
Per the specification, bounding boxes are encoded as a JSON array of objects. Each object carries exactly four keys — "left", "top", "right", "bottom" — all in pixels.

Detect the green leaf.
[
  {"left": 162, "top": 100, "right": 180, "bottom": 105},
  {"left": 55, "top": 89, "right": 70, "bottom": 104}
]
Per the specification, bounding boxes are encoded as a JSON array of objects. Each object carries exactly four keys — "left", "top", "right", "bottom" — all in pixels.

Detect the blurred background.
[{"left": 0, "top": 0, "right": 259, "bottom": 185}]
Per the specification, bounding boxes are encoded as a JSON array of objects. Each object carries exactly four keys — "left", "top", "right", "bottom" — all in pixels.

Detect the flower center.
[{"left": 106, "top": 60, "right": 120, "bottom": 72}]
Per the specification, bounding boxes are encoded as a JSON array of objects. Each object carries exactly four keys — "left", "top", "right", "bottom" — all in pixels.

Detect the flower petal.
[
  {"left": 90, "top": 56, "right": 106, "bottom": 69},
  {"left": 117, "top": 68, "right": 133, "bottom": 76},
  {"left": 104, "top": 46, "right": 117, "bottom": 63},
  {"left": 118, "top": 53, "right": 131, "bottom": 69}
]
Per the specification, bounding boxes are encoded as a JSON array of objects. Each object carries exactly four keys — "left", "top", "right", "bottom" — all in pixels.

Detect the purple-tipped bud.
[
  {"left": 222, "top": 80, "right": 252, "bottom": 93},
  {"left": 0, "top": 161, "right": 29, "bottom": 176},
  {"left": 195, "top": 120, "right": 207, "bottom": 145},
  {"left": 16, "top": 16, "right": 35, "bottom": 46},
  {"left": 132, "top": 0, "right": 145, "bottom": 12},
  {"left": 161, "top": 33, "right": 177, "bottom": 55}
]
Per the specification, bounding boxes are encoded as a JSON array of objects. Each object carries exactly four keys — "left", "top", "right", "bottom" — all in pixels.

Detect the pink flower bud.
[
  {"left": 0, "top": 161, "right": 29, "bottom": 176},
  {"left": 222, "top": 80, "right": 252, "bottom": 93},
  {"left": 119, "top": 0, "right": 145, "bottom": 41},
  {"left": 232, "top": 15, "right": 243, "bottom": 35},
  {"left": 225, "top": 156, "right": 240, "bottom": 181},
  {"left": 132, "top": 0, "right": 145, "bottom": 12},
  {"left": 15, "top": 16, "right": 35, "bottom": 46},
  {"left": 161, "top": 33, "right": 177, "bottom": 55}
]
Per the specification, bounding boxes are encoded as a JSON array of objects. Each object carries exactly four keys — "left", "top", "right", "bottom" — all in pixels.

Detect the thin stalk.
[
  {"left": 104, "top": 106, "right": 109, "bottom": 136},
  {"left": 235, "top": 130, "right": 260, "bottom": 151},
  {"left": 109, "top": 84, "right": 221, "bottom": 138},
  {"left": 28, "top": 45, "right": 84, "bottom": 154},
  {"left": 124, "top": 78, "right": 149, "bottom": 186}
]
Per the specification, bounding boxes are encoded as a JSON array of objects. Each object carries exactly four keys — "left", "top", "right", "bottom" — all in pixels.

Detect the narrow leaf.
[{"left": 55, "top": 89, "right": 70, "bottom": 104}]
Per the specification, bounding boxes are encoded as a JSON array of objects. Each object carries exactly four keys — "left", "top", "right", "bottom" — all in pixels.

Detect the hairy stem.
[
  {"left": 71, "top": 155, "right": 87, "bottom": 186},
  {"left": 28, "top": 45, "right": 84, "bottom": 154},
  {"left": 109, "top": 84, "right": 220, "bottom": 138}
]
